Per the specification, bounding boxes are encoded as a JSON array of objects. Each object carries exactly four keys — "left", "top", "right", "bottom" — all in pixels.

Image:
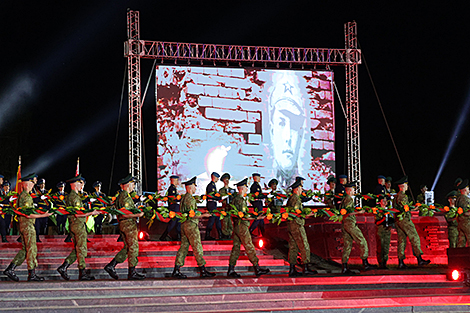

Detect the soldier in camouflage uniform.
[
  {"left": 227, "top": 178, "right": 270, "bottom": 278},
  {"left": 445, "top": 190, "right": 459, "bottom": 248},
  {"left": 104, "top": 175, "right": 145, "bottom": 280},
  {"left": 57, "top": 174, "right": 99, "bottom": 281},
  {"left": 172, "top": 177, "right": 215, "bottom": 279},
  {"left": 3, "top": 173, "right": 53, "bottom": 282},
  {"left": 393, "top": 176, "right": 430, "bottom": 269},
  {"left": 285, "top": 180, "right": 317, "bottom": 277},
  {"left": 416, "top": 184, "right": 428, "bottom": 204},
  {"left": 456, "top": 179, "right": 470, "bottom": 247},
  {"left": 266, "top": 179, "right": 283, "bottom": 214},
  {"left": 219, "top": 173, "right": 235, "bottom": 239},
  {"left": 375, "top": 195, "right": 393, "bottom": 269},
  {"left": 340, "top": 182, "right": 377, "bottom": 274}
]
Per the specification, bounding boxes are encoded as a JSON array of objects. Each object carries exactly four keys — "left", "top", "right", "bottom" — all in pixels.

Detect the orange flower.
[
  {"left": 302, "top": 192, "right": 306, "bottom": 196},
  {"left": 221, "top": 211, "right": 227, "bottom": 216},
  {"left": 429, "top": 205, "right": 435, "bottom": 210},
  {"left": 312, "top": 209, "right": 318, "bottom": 213},
  {"left": 355, "top": 207, "right": 361, "bottom": 211},
  {"left": 253, "top": 211, "right": 259, "bottom": 216},
  {"left": 404, "top": 205, "right": 409, "bottom": 212},
  {"left": 415, "top": 203, "right": 422, "bottom": 207},
  {"left": 162, "top": 197, "right": 168, "bottom": 201},
  {"left": 80, "top": 207, "right": 85, "bottom": 211},
  {"left": 255, "top": 192, "right": 259, "bottom": 196},
  {"left": 372, "top": 207, "right": 378, "bottom": 214},
  {"left": 189, "top": 210, "right": 196, "bottom": 218},
  {"left": 340, "top": 209, "right": 347, "bottom": 215},
  {"left": 238, "top": 211, "right": 244, "bottom": 218},
  {"left": 295, "top": 209, "right": 302, "bottom": 214},
  {"left": 228, "top": 192, "right": 232, "bottom": 195},
  {"left": 59, "top": 207, "right": 64, "bottom": 210},
  {"left": 458, "top": 207, "right": 464, "bottom": 215},
  {"left": 282, "top": 212, "right": 289, "bottom": 219},
  {"left": 215, "top": 193, "right": 221, "bottom": 197},
  {"left": 266, "top": 213, "right": 273, "bottom": 220},
  {"left": 202, "top": 195, "right": 207, "bottom": 200},
  {"left": 176, "top": 195, "right": 182, "bottom": 200},
  {"left": 169, "top": 211, "right": 176, "bottom": 218},
  {"left": 100, "top": 207, "right": 105, "bottom": 210},
  {"left": 338, "top": 193, "right": 343, "bottom": 197},
  {"left": 148, "top": 195, "right": 153, "bottom": 200},
  {"left": 134, "top": 195, "right": 139, "bottom": 199},
  {"left": 111, "top": 197, "right": 116, "bottom": 201},
  {"left": 59, "top": 195, "right": 64, "bottom": 201},
  {"left": 444, "top": 206, "right": 450, "bottom": 212}
]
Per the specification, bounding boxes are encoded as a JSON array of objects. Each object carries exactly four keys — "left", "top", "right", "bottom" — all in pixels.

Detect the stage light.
[
  {"left": 447, "top": 269, "right": 465, "bottom": 281},
  {"left": 258, "top": 238, "right": 264, "bottom": 248},
  {"left": 138, "top": 231, "right": 149, "bottom": 241},
  {"left": 452, "top": 270, "right": 460, "bottom": 281}
]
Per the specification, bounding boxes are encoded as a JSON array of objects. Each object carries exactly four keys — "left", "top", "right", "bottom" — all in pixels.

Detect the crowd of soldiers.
[{"left": 1, "top": 171, "right": 469, "bottom": 282}]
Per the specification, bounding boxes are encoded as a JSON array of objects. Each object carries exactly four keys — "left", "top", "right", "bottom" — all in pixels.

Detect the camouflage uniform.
[
  {"left": 267, "top": 191, "right": 283, "bottom": 214},
  {"left": 175, "top": 193, "right": 206, "bottom": 267},
  {"left": 416, "top": 193, "right": 425, "bottom": 204},
  {"left": 286, "top": 193, "right": 310, "bottom": 265},
  {"left": 12, "top": 191, "right": 38, "bottom": 270},
  {"left": 219, "top": 186, "right": 234, "bottom": 237},
  {"left": 113, "top": 190, "right": 139, "bottom": 267},
  {"left": 445, "top": 210, "right": 459, "bottom": 248},
  {"left": 341, "top": 194, "right": 369, "bottom": 263},
  {"left": 229, "top": 194, "right": 259, "bottom": 266},
  {"left": 455, "top": 194, "right": 470, "bottom": 247},
  {"left": 393, "top": 191, "right": 423, "bottom": 259},
  {"left": 64, "top": 190, "right": 88, "bottom": 269}
]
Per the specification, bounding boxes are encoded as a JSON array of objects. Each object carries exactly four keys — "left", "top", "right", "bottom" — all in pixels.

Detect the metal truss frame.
[{"left": 125, "top": 10, "right": 361, "bottom": 191}]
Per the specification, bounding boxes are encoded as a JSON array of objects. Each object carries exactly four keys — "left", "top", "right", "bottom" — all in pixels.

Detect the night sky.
[{"left": 1, "top": 1, "right": 470, "bottom": 203}]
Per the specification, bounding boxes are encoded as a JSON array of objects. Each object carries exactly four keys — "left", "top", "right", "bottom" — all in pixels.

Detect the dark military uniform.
[
  {"left": 175, "top": 193, "right": 207, "bottom": 267},
  {"left": 12, "top": 191, "right": 38, "bottom": 270},
  {"left": 249, "top": 181, "right": 266, "bottom": 235},
  {"left": 393, "top": 191, "right": 424, "bottom": 260},
  {"left": 340, "top": 194, "right": 369, "bottom": 263},
  {"left": 445, "top": 209, "right": 459, "bottom": 248},
  {"left": 52, "top": 189, "right": 68, "bottom": 235},
  {"left": 91, "top": 190, "right": 106, "bottom": 235},
  {"left": 34, "top": 187, "right": 50, "bottom": 236},
  {"left": 455, "top": 193, "right": 470, "bottom": 247},
  {"left": 267, "top": 191, "right": 283, "bottom": 214},
  {"left": 0, "top": 187, "right": 12, "bottom": 241},
  {"left": 416, "top": 193, "right": 425, "bottom": 204},
  {"left": 161, "top": 183, "right": 181, "bottom": 240},
  {"left": 286, "top": 193, "right": 310, "bottom": 265},
  {"left": 64, "top": 190, "right": 88, "bottom": 269},
  {"left": 219, "top": 185, "right": 235, "bottom": 237},
  {"left": 205, "top": 180, "right": 222, "bottom": 239}
]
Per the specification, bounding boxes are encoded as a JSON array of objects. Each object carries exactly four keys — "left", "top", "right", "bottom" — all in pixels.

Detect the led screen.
[{"left": 156, "top": 66, "right": 335, "bottom": 204}]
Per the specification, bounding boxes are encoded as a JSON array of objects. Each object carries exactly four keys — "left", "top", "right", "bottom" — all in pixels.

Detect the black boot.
[
  {"left": 2, "top": 235, "right": 8, "bottom": 243},
  {"left": 175, "top": 233, "right": 181, "bottom": 241},
  {"left": 128, "top": 267, "right": 145, "bottom": 280},
  {"left": 227, "top": 265, "right": 241, "bottom": 278},
  {"left": 362, "top": 258, "right": 378, "bottom": 271},
  {"left": 28, "top": 269, "right": 44, "bottom": 281},
  {"left": 342, "top": 263, "right": 355, "bottom": 275},
  {"left": 36, "top": 235, "right": 41, "bottom": 243},
  {"left": 104, "top": 258, "right": 119, "bottom": 280},
  {"left": 57, "top": 261, "right": 71, "bottom": 281},
  {"left": 417, "top": 255, "right": 431, "bottom": 266},
  {"left": 204, "top": 231, "right": 215, "bottom": 241},
  {"left": 217, "top": 229, "right": 223, "bottom": 240},
  {"left": 16, "top": 236, "right": 22, "bottom": 242},
  {"left": 288, "top": 264, "right": 302, "bottom": 277},
  {"left": 398, "top": 259, "right": 408, "bottom": 269},
  {"left": 117, "top": 234, "right": 123, "bottom": 242},
  {"left": 79, "top": 268, "right": 95, "bottom": 281},
  {"left": 159, "top": 230, "right": 171, "bottom": 241},
  {"left": 378, "top": 261, "right": 388, "bottom": 269},
  {"left": 303, "top": 263, "right": 318, "bottom": 275},
  {"left": 199, "top": 265, "right": 216, "bottom": 278},
  {"left": 3, "top": 263, "right": 19, "bottom": 282},
  {"left": 171, "top": 265, "right": 187, "bottom": 279},
  {"left": 254, "top": 264, "right": 270, "bottom": 277},
  {"left": 64, "top": 234, "right": 72, "bottom": 242}
]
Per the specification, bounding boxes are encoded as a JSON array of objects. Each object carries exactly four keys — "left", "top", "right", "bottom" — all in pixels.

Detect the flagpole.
[{"left": 76, "top": 157, "right": 80, "bottom": 177}]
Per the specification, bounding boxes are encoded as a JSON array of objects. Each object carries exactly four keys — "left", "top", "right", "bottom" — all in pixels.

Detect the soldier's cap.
[
  {"left": 455, "top": 178, "right": 463, "bottom": 187},
  {"left": 0, "top": 174, "right": 3, "bottom": 179},
  {"left": 377, "top": 175, "right": 386, "bottom": 180},
  {"left": 56, "top": 181, "right": 65, "bottom": 188},
  {"left": 385, "top": 176, "right": 392, "bottom": 182},
  {"left": 327, "top": 176, "right": 337, "bottom": 184},
  {"left": 268, "top": 178, "right": 278, "bottom": 187},
  {"left": 458, "top": 179, "right": 469, "bottom": 190},
  {"left": 2, "top": 180, "right": 10, "bottom": 187},
  {"left": 344, "top": 182, "right": 356, "bottom": 188},
  {"left": 38, "top": 178, "right": 45, "bottom": 185},
  {"left": 21, "top": 173, "right": 37, "bottom": 182},
  {"left": 395, "top": 176, "right": 408, "bottom": 185},
  {"left": 338, "top": 174, "right": 347, "bottom": 179},
  {"left": 27, "top": 173, "right": 38, "bottom": 178},
  {"left": 235, "top": 178, "right": 248, "bottom": 187},
  {"left": 252, "top": 173, "right": 261, "bottom": 178},
  {"left": 289, "top": 180, "right": 302, "bottom": 190},
  {"left": 211, "top": 172, "right": 220, "bottom": 178},
  {"left": 221, "top": 173, "right": 231, "bottom": 181},
  {"left": 118, "top": 174, "right": 137, "bottom": 185},
  {"left": 419, "top": 184, "right": 427, "bottom": 190},
  {"left": 183, "top": 176, "right": 197, "bottom": 186},
  {"left": 447, "top": 190, "right": 459, "bottom": 198},
  {"left": 66, "top": 174, "right": 85, "bottom": 184},
  {"left": 295, "top": 176, "right": 306, "bottom": 182},
  {"left": 92, "top": 181, "right": 102, "bottom": 188},
  {"left": 169, "top": 175, "right": 180, "bottom": 180}
]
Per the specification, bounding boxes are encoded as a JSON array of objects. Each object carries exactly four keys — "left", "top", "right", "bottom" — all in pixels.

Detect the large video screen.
[{"left": 156, "top": 66, "right": 335, "bottom": 204}]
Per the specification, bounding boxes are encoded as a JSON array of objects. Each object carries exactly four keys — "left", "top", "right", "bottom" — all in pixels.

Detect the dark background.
[{"left": 1, "top": 1, "right": 469, "bottom": 203}]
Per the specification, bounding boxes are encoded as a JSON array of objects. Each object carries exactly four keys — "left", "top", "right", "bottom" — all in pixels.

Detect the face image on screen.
[{"left": 156, "top": 66, "right": 335, "bottom": 204}]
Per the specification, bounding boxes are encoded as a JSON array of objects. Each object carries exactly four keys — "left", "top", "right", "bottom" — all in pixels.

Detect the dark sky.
[{"left": 1, "top": 1, "right": 469, "bottom": 203}]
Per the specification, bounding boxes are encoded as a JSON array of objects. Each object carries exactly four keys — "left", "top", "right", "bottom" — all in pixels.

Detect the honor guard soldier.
[
  {"left": 91, "top": 181, "right": 106, "bottom": 235},
  {"left": 0, "top": 175, "right": 4, "bottom": 190},
  {"left": 57, "top": 174, "right": 99, "bottom": 281},
  {"left": 53, "top": 181, "right": 68, "bottom": 235},
  {"left": 249, "top": 173, "right": 267, "bottom": 236},
  {"left": 104, "top": 175, "right": 145, "bottom": 280},
  {"left": 456, "top": 179, "right": 470, "bottom": 247},
  {"left": 160, "top": 175, "right": 181, "bottom": 241},
  {"left": 375, "top": 194, "right": 393, "bottom": 269},
  {"left": 324, "top": 176, "right": 337, "bottom": 209},
  {"left": 393, "top": 176, "right": 430, "bottom": 268},
  {"left": 227, "top": 178, "right": 270, "bottom": 278},
  {"left": 286, "top": 180, "right": 317, "bottom": 277},
  {"left": 416, "top": 184, "right": 428, "bottom": 204},
  {"left": 204, "top": 172, "right": 222, "bottom": 240},
  {"left": 34, "top": 178, "right": 50, "bottom": 241},
  {"left": 294, "top": 176, "right": 313, "bottom": 203},
  {"left": 172, "top": 177, "right": 215, "bottom": 279},
  {"left": 266, "top": 179, "right": 283, "bottom": 214},
  {"left": 219, "top": 173, "right": 235, "bottom": 239},
  {"left": 3, "top": 173, "right": 53, "bottom": 281},
  {"left": 373, "top": 175, "right": 386, "bottom": 196},
  {"left": 335, "top": 174, "right": 348, "bottom": 195},
  {"left": 340, "top": 182, "right": 377, "bottom": 274},
  {"left": 454, "top": 178, "right": 463, "bottom": 191},
  {"left": 0, "top": 181, "right": 12, "bottom": 242},
  {"left": 445, "top": 190, "right": 459, "bottom": 248}
]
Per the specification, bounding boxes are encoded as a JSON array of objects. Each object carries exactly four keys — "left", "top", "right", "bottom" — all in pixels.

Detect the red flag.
[
  {"left": 76, "top": 157, "right": 80, "bottom": 176},
  {"left": 15, "top": 156, "right": 21, "bottom": 194}
]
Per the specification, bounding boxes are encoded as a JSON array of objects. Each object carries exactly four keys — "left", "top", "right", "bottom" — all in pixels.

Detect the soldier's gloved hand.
[
  {"left": 41, "top": 195, "right": 48, "bottom": 200},
  {"left": 140, "top": 195, "right": 146, "bottom": 201},
  {"left": 33, "top": 203, "right": 38, "bottom": 207},
  {"left": 9, "top": 196, "right": 17, "bottom": 202},
  {"left": 267, "top": 194, "right": 274, "bottom": 198},
  {"left": 90, "top": 198, "right": 97, "bottom": 203},
  {"left": 221, "top": 195, "right": 229, "bottom": 200}
]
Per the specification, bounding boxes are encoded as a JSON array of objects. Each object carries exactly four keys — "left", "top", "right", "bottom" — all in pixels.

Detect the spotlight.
[
  {"left": 258, "top": 238, "right": 264, "bottom": 248},
  {"left": 447, "top": 269, "right": 466, "bottom": 281},
  {"left": 255, "top": 238, "right": 268, "bottom": 249},
  {"left": 138, "top": 231, "right": 149, "bottom": 241}
]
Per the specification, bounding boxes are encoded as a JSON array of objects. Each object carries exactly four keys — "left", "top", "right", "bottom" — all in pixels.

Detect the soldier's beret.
[
  {"left": 327, "top": 176, "right": 337, "bottom": 184},
  {"left": 118, "top": 174, "right": 137, "bottom": 185},
  {"left": 289, "top": 180, "right": 302, "bottom": 190},
  {"left": 37, "top": 178, "right": 45, "bottom": 185},
  {"left": 211, "top": 172, "right": 220, "bottom": 178},
  {"left": 385, "top": 176, "right": 392, "bottom": 182},
  {"left": 169, "top": 175, "right": 180, "bottom": 180},
  {"left": 92, "top": 181, "right": 102, "bottom": 188},
  {"left": 56, "top": 181, "right": 65, "bottom": 188},
  {"left": 21, "top": 173, "right": 37, "bottom": 182},
  {"left": 447, "top": 190, "right": 459, "bottom": 198},
  {"left": 221, "top": 173, "right": 231, "bottom": 181},
  {"left": 183, "top": 176, "right": 197, "bottom": 186},
  {"left": 252, "top": 173, "right": 261, "bottom": 177},
  {"left": 458, "top": 179, "right": 469, "bottom": 190},
  {"left": 377, "top": 175, "right": 386, "bottom": 180},
  {"left": 338, "top": 174, "right": 347, "bottom": 179},
  {"left": 395, "top": 176, "right": 408, "bottom": 185},
  {"left": 268, "top": 178, "right": 278, "bottom": 187},
  {"left": 455, "top": 178, "right": 463, "bottom": 187},
  {"left": 66, "top": 174, "right": 85, "bottom": 184},
  {"left": 2, "top": 180, "right": 10, "bottom": 187},
  {"left": 235, "top": 178, "right": 248, "bottom": 187},
  {"left": 344, "top": 182, "right": 356, "bottom": 188},
  {"left": 419, "top": 184, "right": 427, "bottom": 190}
]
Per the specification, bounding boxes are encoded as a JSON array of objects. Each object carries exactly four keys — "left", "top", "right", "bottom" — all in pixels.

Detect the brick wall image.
[{"left": 156, "top": 66, "right": 335, "bottom": 197}]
